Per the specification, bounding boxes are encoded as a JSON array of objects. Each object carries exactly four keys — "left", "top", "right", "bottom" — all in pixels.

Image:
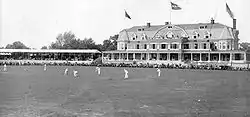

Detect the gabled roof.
[
  {"left": 119, "top": 22, "right": 235, "bottom": 40},
  {"left": 125, "top": 23, "right": 229, "bottom": 32}
]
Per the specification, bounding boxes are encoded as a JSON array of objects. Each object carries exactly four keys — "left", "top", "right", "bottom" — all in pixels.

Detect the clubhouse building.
[{"left": 103, "top": 19, "right": 250, "bottom": 66}]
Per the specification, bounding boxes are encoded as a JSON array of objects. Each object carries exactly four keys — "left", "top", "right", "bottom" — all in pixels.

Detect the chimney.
[
  {"left": 211, "top": 18, "right": 215, "bottom": 24},
  {"left": 165, "top": 22, "right": 170, "bottom": 25},
  {"left": 147, "top": 23, "right": 151, "bottom": 28},
  {"left": 233, "top": 19, "right": 236, "bottom": 29}
]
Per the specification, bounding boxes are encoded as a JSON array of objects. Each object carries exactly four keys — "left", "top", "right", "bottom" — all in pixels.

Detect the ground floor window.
[
  {"left": 192, "top": 53, "right": 200, "bottom": 61},
  {"left": 233, "top": 53, "right": 244, "bottom": 60},
  {"left": 210, "top": 54, "right": 219, "bottom": 61},
  {"left": 170, "top": 53, "right": 178, "bottom": 61},
  {"left": 150, "top": 53, "right": 157, "bottom": 60},
  {"left": 128, "top": 53, "right": 133, "bottom": 60},
  {"left": 160, "top": 53, "right": 168, "bottom": 60},
  {"left": 220, "top": 53, "right": 230, "bottom": 61},
  {"left": 201, "top": 53, "right": 208, "bottom": 61}
]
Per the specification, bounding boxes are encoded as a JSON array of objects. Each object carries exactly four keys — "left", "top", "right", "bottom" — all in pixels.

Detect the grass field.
[{"left": 0, "top": 66, "right": 250, "bottom": 117}]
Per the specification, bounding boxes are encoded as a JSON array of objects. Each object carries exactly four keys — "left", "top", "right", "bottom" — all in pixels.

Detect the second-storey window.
[
  {"left": 194, "top": 43, "right": 198, "bottom": 49},
  {"left": 152, "top": 44, "right": 156, "bottom": 49},
  {"left": 170, "top": 44, "right": 178, "bottom": 49},
  {"left": 183, "top": 44, "right": 190, "bottom": 49},
  {"left": 137, "top": 44, "right": 140, "bottom": 49},
  {"left": 144, "top": 44, "right": 147, "bottom": 49},
  {"left": 161, "top": 44, "right": 166, "bottom": 49},
  {"left": 203, "top": 43, "right": 207, "bottom": 49}
]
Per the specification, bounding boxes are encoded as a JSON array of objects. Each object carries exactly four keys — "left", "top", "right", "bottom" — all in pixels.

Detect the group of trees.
[{"left": 1, "top": 31, "right": 118, "bottom": 51}]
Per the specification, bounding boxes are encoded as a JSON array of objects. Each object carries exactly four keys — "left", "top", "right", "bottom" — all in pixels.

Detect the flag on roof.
[
  {"left": 226, "top": 3, "right": 234, "bottom": 19},
  {"left": 125, "top": 10, "right": 131, "bottom": 19},
  {"left": 171, "top": 2, "right": 182, "bottom": 10}
]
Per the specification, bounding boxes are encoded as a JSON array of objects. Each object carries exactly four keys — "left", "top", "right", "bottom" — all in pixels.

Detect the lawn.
[{"left": 0, "top": 66, "right": 250, "bottom": 117}]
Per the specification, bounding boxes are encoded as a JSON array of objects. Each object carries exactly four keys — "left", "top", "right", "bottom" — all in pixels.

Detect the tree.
[
  {"left": 101, "top": 34, "right": 118, "bottom": 51},
  {"left": 49, "top": 31, "right": 78, "bottom": 49},
  {"left": 5, "top": 41, "right": 29, "bottom": 49},
  {"left": 41, "top": 46, "right": 48, "bottom": 49},
  {"left": 239, "top": 42, "right": 250, "bottom": 51}
]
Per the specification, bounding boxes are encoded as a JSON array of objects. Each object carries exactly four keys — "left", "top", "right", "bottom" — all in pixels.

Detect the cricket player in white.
[
  {"left": 73, "top": 70, "right": 79, "bottom": 78},
  {"left": 124, "top": 69, "right": 128, "bottom": 79},
  {"left": 95, "top": 67, "right": 101, "bottom": 75},
  {"left": 44, "top": 64, "right": 47, "bottom": 71},
  {"left": 3, "top": 64, "right": 7, "bottom": 72},
  {"left": 156, "top": 68, "right": 161, "bottom": 77},
  {"left": 64, "top": 68, "right": 69, "bottom": 75}
]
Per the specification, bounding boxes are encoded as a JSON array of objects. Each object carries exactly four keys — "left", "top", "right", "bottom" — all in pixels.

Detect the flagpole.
[{"left": 169, "top": 0, "right": 172, "bottom": 23}]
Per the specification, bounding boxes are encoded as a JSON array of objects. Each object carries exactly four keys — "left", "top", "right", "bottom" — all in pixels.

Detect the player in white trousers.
[
  {"left": 73, "top": 70, "right": 79, "bottom": 78},
  {"left": 64, "top": 68, "right": 69, "bottom": 75},
  {"left": 3, "top": 64, "right": 7, "bottom": 72},
  {"left": 124, "top": 69, "right": 128, "bottom": 79},
  {"left": 43, "top": 64, "right": 47, "bottom": 71},
  {"left": 95, "top": 66, "right": 101, "bottom": 75},
  {"left": 156, "top": 68, "right": 161, "bottom": 77}
]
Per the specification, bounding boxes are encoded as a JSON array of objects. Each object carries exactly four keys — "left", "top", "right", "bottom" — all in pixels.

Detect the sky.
[{"left": 0, "top": 0, "right": 249, "bottom": 49}]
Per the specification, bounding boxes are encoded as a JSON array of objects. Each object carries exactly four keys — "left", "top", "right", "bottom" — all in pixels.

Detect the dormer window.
[
  {"left": 204, "top": 31, "right": 211, "bottom": 39},
  {"left": 132, "top": 33, "right": 137, "bottom": 40},
  {"left": 193, "top": 31, "right": 199, "bottom": 39},
  {"left": 168, "top": 26, "right": 173, "bottom": 29},
  {"left": 166, "top": 31, "right": 174, "bottom": 39},
  {"left": 141, "top": 33, "right": 147, "bottom": 40},
  {"left": 200, "top": 26, "right": 205, "bottom": 29}
]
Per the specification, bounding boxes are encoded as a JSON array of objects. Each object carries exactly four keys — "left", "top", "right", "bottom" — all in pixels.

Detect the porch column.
[
  {"left": 141, "top": 53, "right": 143, "bottom": 60},
  {"left": 178, "top": 53, "right": 181, "bottom": 61},
  {"left": 102, "top": 53, "right": 104, "bottom": 62},
  {"left": 199, "top": 53, "right": 202, "bottom": 62},
  {"left": 191, "top": 53, "right": 193, "bottom": 61},
  {"left": 126, "top": 53, "right": 128, "bottom": 61},
  {"left": 111, "top": 53, "right": 114, "bottom": 60},
  {"left": 208, "top": 53, "right": 210, "bottom": 62},
  {"left": 229, "top": 53, "right": 232, "bottom": 62},
  {"left": 147, "top": 53, "right": 150, "bottom": 60},
  {"left": 218, "top": 53, "right": 221, "bottom": 62},
  {"left": 157, "top": 53, "right": 160, "bottom": 60},
  {"left": 244, "top": 52, "right": 247, "bottom": 63},
  {"left": 133, "top": 53, "right": 135, "bottom": 60},
  {"left": 168, "top": 53, "right": 170, "bottom": 61}
]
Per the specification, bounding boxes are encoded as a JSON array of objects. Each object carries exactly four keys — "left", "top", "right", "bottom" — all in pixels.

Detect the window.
[
  {"left": 137, "top": 44, "right": 140, "bottom": 49},
  {"left": 144, "top": 44, "right": 147, "bottom": 49},
  {"left": 170, "top": 44, "right": 178, "bottom": 49},
  {"left": 166, "top": 32, "right": 174, "bottom": 39},
  {"left": 138, "top": 29, "right": 141, "bottom": 31},
  {"left": 161, "top": 44, "right": 166, "bottom": 49},
  {"left": 183, "top": 44, "right": 190, "bottom": 49},
  {"left": 168, "top": 26, "right": 172, "bottom": 28},
  {"left": 194, "top": 43, "right": 198, "bottom": 49},
  {"left": 152, "top": 44, "right": 156, "bottom": 49},
  {"left": 204, "top": 31, "right": 211, "bottom": 39},
  {"left": 193, "top": 31, "right": 199, "bottom": 39},
  {"left": 141, "top": 33, "right": 147, "bottom": 40},
  {"left": 227, "top": 45, "right": 230, "bottom": 49},
  {"left": 200, "top": 26, "right": 205, "bottom": 29},
  {"left": 132, "top": 34, "right": 137, "bottom": 40},
  {"left": 121, "top": 43, "right": 124, "bottom": 49},
  {"left": 203, "top": 43, "right": 207, "bottom": 49},
  {"left": 125, "top": 44, "right": 127, "bottom": 50}
]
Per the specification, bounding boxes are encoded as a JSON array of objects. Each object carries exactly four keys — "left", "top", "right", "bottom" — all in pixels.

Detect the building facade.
[{"left": 103, "top": 19, "right": 250, "bottom": 66}]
